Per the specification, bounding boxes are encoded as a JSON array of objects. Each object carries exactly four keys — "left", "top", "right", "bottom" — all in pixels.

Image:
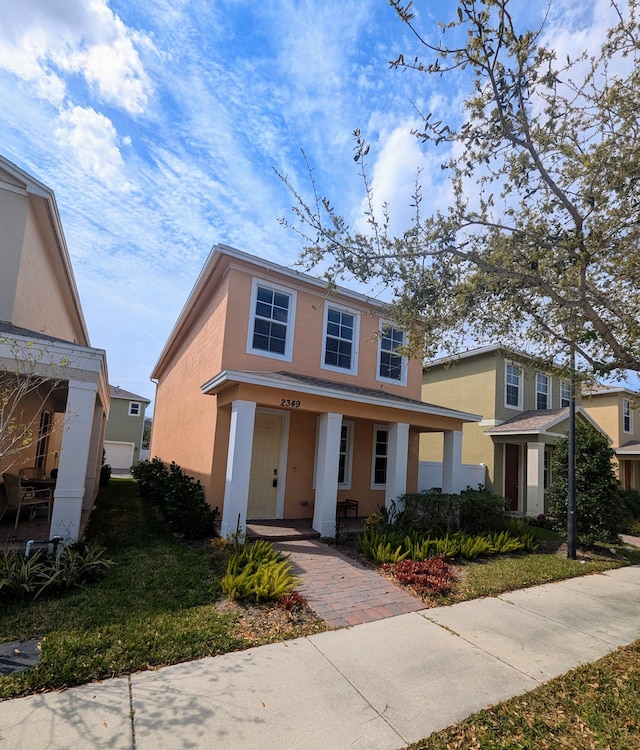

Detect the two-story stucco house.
[
  {"left": 421, "top": 345, "right": 605, "bottom": 515},
  {"left": 150, "top": 244, "right": 480, "bottom": 538},
  {"left": 0, "top": 155, "right": 109, "bottom": 542},
  {"left": 104, "top": 386, "right": 151, "bottom": 472},
  {"left": 582, "top": 385, "right": 640, "bottom": 491}
]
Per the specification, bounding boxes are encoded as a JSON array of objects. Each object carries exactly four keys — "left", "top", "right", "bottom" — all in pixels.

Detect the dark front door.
[{"left": 505, "top": 443, "right": 519, "bottom": 511}]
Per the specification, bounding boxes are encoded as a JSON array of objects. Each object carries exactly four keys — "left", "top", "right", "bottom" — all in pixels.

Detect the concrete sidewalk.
[{"left": 1, "top": 565, "right": 638, "bottom": 750}]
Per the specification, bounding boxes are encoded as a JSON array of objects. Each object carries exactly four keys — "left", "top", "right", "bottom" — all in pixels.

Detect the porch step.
[{"left": 246, "top": 520, "right": 320, "bottom": 542}]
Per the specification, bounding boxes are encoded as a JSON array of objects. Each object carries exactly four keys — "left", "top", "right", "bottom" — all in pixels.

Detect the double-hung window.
[
  {"left": 536, "top": 373, "right": 550, "bottom": 410},
  {"left": 560, "top": 381, "right": 571, "bottom": 408},
  {"left": 623, "top": 398, "right": 632, "bottom": 433},
  {"left": 322, "top": 303, "right": 358, "bottom": 374},
  {"left": 377, "top": 323, "right": 406, "bottom": 385},
  {"left": 128, "top": 402, "right": 141, "bottom": 416},
  {"left": 505, "top": 362, "right": 522, "bottom": 409},
  {"left": 337, "top": 421, "right": 354, "bottom": 488},
  {"left": 371, "top": 426, "right": 388, "bottom": 487},
  {"left": 247, "top": 279, "right": 295, "bottom": 361}
]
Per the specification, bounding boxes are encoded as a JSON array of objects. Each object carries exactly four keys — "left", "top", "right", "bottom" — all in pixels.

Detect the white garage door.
[{"left": 104, "top": 441, "right": 135, "bottom": 471}]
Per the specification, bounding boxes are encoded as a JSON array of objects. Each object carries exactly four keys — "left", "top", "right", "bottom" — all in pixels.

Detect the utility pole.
[{"left": 567, "top": 345, "right": 577, "bottom": 559}]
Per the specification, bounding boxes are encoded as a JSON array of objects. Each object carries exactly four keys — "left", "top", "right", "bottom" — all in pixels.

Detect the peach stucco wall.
[
  {"left": 218, "top": 262, "right": 423, "bottom": 399},
  {"left": 13, "top": 203, "right": 86, "bottom": 344}
]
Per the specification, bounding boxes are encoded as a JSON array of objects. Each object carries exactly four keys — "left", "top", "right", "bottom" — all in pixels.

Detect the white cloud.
[
  {"left": 54, "top": 106, "right": 131, "bottom": 191},
  {"left": 0, "top": 0, "right": 152, "bottom": 113}
]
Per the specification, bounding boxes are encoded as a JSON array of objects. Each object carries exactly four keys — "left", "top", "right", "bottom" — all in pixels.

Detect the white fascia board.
[{"left": 201, "top": 369, "right": 482, "bottom": 423}]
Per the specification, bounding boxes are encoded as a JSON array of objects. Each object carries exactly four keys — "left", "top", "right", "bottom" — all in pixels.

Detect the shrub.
[
  {"left": 619, "top": 489, "right": 640, "bottom": 534},
  {"left": 99, "top": 448, "right": 111, "bottom": 487},
  {"left": 131, "top": 459, "right": 218, "bottom": 538},
  {"left": 547, "top": 421, "right": 623, "bottom": 546},
  {"left": 221, "top": 540, "right": 301, "bottom": 602},
  {"left": 0, "top": 542, "right": 114, "bottom": 603},
  {"left": 382, "top": 555, "right": 457, "bottom": 595}
]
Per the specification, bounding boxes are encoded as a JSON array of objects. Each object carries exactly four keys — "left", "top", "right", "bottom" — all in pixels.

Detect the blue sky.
[{"left": 0, "top": 0, "right": 622, "bottom": 408}]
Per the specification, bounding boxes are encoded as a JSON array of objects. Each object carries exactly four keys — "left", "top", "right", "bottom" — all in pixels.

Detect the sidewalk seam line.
[
  {"left": 306, "top": 636, "right": 410, "bottom": 745},
  {"left": 128, "top": 674, "right": 136, "bottom": 750}
]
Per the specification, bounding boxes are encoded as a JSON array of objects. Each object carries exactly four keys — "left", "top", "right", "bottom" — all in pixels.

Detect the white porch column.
[
  {"left": 442, "top": 429, "right": 463, "bottom": 494},
  {"left": 85, "top": 402, "right": 106, "bottom": 508},
  {"left": 50, "top": 380, "right": 98, "bottom": 542},
  {"left": 313, "top": 412, "right": 342, "bottom": 538},
  {"left": 526, "top": 442, "right": 546, "bottom": 516},
  {"left": 220, "top": 400, "right": 256, "bottom": 538},
  {"left": 385, "top": 422, "right": 410, "bottom": 510}
]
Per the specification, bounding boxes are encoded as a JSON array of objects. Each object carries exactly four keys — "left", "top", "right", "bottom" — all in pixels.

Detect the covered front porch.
[
  {"left": 202, "top": 370, "right": 481, "bottom": 539},
  {"left": 0, "top": 325, "right": 109, "bottom": 543}
]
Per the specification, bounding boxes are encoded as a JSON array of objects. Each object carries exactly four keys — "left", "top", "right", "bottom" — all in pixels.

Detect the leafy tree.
[
  {"left": 280, "top": 0, "right": 640, "bottom": 375},
  {"left": 547, "top": 420, "right": 621, "bottom": 546}
]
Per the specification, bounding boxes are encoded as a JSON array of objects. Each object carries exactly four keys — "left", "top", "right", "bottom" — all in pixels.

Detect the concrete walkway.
[
  {"left": 1, "top": 565, "right": 638, "bottom": 750},
  {"left": 276, "top": 539, "right": 424, "bottom": 627}
]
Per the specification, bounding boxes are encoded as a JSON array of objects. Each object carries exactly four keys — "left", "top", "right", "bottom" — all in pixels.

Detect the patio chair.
[{"left": 2, "top": 473, "right": 53, "bottom": 529}]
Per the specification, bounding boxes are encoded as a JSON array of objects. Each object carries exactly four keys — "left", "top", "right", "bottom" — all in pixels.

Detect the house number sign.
[{"left": 280, "top": 398, "right": 301, "bottom": 408}]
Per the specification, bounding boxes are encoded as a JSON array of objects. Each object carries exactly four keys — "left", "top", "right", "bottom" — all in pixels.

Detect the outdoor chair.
[
  {"left": 336, "top": 498, "right": 359, "bottom": 518},
  {"left": 2, "top": 473, "right": 53, "bottom": 528}
]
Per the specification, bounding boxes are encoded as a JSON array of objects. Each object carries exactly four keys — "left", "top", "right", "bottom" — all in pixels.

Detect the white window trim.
[
  {"left": 504, "top": 361, "right": 522, "bottom": 411},
  {"left": 320, "top": 301, "right": 360, "bottom": 376},
  {"left": 623, "top": 398, "right": 633, "bottom": 434},
  {"left": 128, "top": 401, "right": 141, "bottom": 417},
  {"left": 246, "top": 277, "right": 297, "bottom": 362},
  {"left": 536, "top": 373, "right": 551, "bottom": 410},
  {"left": 312, "top": 418, "right": 354, "bottom": 490},
  {"left": 370, "top": 424, "right": 389, "bottom": 489},
  {"left": 376, "top": 320, "right": 408, "bottom": 386},
  {"left": 560, "top": 380, "right": 571, "bottom": 408}
]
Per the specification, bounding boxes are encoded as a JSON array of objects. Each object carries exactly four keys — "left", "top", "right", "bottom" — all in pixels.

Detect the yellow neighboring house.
[
  {"left": 150, "top": 244, "right": 480, "bottom": 538},
  {"left": 582, "top": 385, "right": 640, "bottom": 491},
  {"left": 0, "top": 155, "right": 109, "bottom": 542},
  {"left": 421, "top": 345, "right": 605, "bottom": 516}
]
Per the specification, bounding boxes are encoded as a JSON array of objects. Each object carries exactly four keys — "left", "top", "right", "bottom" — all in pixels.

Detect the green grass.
[
  {"left": 407, "top": 639, "right": 640, "bottom": 749},
  {"left": 0, "top": 480, "right": 246, "bottom": 699},
  {"left": 450, "top": 554, "right": 624, "bottom": 603}
]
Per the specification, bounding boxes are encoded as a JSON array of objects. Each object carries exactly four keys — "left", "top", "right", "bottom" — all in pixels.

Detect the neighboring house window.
[
  {"left": 377, "top": 323, "right": 407, "bottom": 385},
  {"left": 560, "top": 381, "right": 571, "bottom": 408},
  {"left": 247, "top": 279, "right": 296, "bottom": 361},
  {"left": 544, "top": 447, "right": 552, "bottom": 489},
  {"left": 371, "top": 426, "right": 388, "bottom": 487},
  {"left": 623, "top": 398, "right": 632, "bottom": 433},
  {"left": 338, "top": 421, "right": 354, "bottom": 488},
  {"left": 536, "top": 374, "right": 549, "bottom": 410},
  {"left": 128, "top": 402, "right": 141, "bottom": 416},
  {"left": 505, "top": 362, "right": 522, "bottom": 409},
  {"left": 322, "top": 303, "right": 359, "bottom": 374}
]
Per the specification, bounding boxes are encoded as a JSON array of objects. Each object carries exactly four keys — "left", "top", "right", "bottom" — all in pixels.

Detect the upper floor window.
[
  {"left": 536, "top": 373, "right": 550, "bottom": 410},
  {"left": 505, "top": 362, "right": 522, "bottom": 409},
  {"left": 247, "top": 279, "right": 296, "bottom": 361},
  {"left": 371, "top": 426, "right": 388, "bottom": 487},
  {"left": 128, "top": 402, "right": 141, "bottom": 416},
  {"left": 322, "top": 303, "right": 359, "bottom": 374},
  {"left": 560, "top": 380, "right": 571, "bottom": 408},
  {"left": 377, "top": 323, "right": 407, "bottom": 385},
  {"left": 623, "top": 398, "right": 632, "bottom": 433}
]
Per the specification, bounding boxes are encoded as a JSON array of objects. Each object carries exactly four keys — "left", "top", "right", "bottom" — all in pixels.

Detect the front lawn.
[{"left": 0, "top": 480, "right": 323, "bottom": 700}]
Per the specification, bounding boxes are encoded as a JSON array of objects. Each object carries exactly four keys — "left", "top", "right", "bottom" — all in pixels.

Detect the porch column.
[
  {"left": 50, "top": 380, "right": 98, "bottom": 542},
  {"left": 526, "top": 442, "right": 546, "bottom": 516},
  {"left": 385, "top": 422, "right": 410, "bottom": 510},
  {"left": 220, "top": 400, "right": 256, "bottom": 538},
  {"left": 442, "top": 429, "right": 463, "bottom": 494},
  {"left": 85, "top": 402, "right": 106, "bottom": 508},
  {"left": 313, "top": 412, "right": 342, "bottom": 538}
]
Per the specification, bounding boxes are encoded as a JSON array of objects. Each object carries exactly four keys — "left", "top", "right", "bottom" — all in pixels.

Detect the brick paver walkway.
[{"left": 274, "top": 539, "right": 425, "bottom": 628}]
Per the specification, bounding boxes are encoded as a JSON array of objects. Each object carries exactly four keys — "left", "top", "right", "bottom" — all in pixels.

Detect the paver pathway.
[{"left": 275, "top": 538, "right": 424, "bottom": 627}]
